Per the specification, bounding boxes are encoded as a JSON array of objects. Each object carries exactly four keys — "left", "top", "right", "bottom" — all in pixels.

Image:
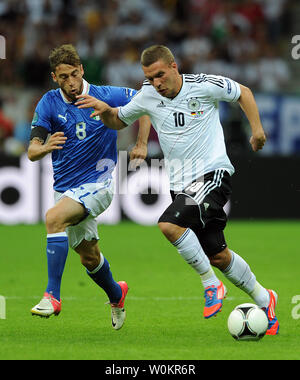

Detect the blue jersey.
[{"left": 31, "top": 80, "right": 136, "bottom": 192}]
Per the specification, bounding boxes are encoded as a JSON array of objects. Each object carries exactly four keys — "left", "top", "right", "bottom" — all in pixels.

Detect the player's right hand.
[
  {"left": 45, "top": 132, "right": 67, "bottom": 153},
  {"left": 129, "top": 145, "right": 147, "bottom": 167},
  {"left": 75, "top": 94, "right": 109, "bottom": 118},
  {"left": 129, "top": 144, "right": 147, "bottom": 169},
  {"left": 249, "top": 132, "right": 266, "bottom": 152}
]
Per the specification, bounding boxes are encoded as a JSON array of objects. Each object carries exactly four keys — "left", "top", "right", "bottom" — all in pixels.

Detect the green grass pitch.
[{"left": 0, "top": 220, "right": 299, "bottom": 360}]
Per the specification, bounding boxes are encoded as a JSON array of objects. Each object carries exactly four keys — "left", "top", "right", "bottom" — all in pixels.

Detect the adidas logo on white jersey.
[{"left": 157, "top": 101, "right": 166, "bottom": 108}]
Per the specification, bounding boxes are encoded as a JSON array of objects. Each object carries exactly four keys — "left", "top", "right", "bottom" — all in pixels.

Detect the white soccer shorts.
[{"left": 54, "top": 179, "right": 114, "bottom": 249}]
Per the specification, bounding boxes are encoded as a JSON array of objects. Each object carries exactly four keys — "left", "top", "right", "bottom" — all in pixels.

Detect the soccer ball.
[{"left": 227, "top": 303, "right": 268, "bottom": 341}]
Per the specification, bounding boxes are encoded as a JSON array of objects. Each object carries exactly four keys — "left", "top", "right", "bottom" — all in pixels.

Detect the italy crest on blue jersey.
[{"left": 31, "top": 80, "right": 136, "bottom": 192}]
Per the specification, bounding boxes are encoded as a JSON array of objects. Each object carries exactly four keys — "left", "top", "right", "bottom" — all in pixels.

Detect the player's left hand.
[
  {"left": 75, "top": 94, "right": 108, "bottom": 118},
  {"left": 250, "top": 132, "right": 266, "bottom": 152}
]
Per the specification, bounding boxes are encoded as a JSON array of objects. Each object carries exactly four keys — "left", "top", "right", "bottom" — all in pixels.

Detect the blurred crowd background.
[{"left": 0, "top": 0, "right": 299, "bottom": 157}]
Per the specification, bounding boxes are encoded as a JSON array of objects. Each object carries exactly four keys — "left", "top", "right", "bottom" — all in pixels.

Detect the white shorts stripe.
[{"left": 194, "top": 169, "right": 225, "bottom": 204}]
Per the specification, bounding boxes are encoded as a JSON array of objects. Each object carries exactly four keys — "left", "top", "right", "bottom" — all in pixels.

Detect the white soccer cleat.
[
  {"left": 111, "top": 306, "right": 126, "bottom": 330},
  {"left": 31, "top": 292, "right": 61, "bottom": 318},
  {"left": 108, "top": 281, "right": 129, "bottom": 330}
]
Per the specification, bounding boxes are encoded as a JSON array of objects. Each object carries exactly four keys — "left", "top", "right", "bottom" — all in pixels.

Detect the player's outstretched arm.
[
  {"left": 238, "top": 84, "right": 266, "bottom": 152},
  {"left": 28, "top": 132, "right": 67, "bottom": 161},
  {"left": 75, "top": 94, "right": 126, "bottom": 130},
  {"left": 129, "top": 115, "right": 151, "bottom": 167}
]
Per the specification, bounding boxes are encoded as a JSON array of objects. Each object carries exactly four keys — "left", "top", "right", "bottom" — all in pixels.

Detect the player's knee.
[
  {"left": 158, "top": 222, "right": 175, "bottom": 240},
  {"left": 158, "top": 222, "right": 184, "bottom": 242},
  {"left": 45, "top": 208, "right": 66, "bottom": 233}
]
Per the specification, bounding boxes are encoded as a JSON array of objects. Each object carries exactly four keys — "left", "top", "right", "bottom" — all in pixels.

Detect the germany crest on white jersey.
[{"left": 118, "top": 74, "right": 241, "bottom": 191}]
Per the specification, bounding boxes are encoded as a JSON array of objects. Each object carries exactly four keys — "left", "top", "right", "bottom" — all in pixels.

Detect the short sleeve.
[
  {"left": 31, "top": 93, "right": 52, "bottom": 132},
  {"left": 202, "top": 75, "right": 241, "bottom": 103},
  {"left": 100, "top": 86, "right": 137, "bottom": 107},
  {"left": 117, "top": 89, "right": 147, "bottom": 126}
]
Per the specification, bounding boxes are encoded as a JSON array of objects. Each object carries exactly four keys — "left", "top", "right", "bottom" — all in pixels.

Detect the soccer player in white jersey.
[{"left": 76, "top": 45, "right": 279, "bottom": 335}]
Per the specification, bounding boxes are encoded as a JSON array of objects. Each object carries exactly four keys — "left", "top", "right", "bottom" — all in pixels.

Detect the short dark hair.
[
  {"left": 141, "top": 45, "right": 175, "bottom": 67},
  {"left": 49, "top": 44, "right": 81, "bottom": 72}
]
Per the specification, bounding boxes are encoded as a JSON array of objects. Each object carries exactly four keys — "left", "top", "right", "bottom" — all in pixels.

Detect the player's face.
[
  {"left": 52, "top": 64, "right": 84, "bottom": 102},
  {"left": 142, "top": 60, "right": 182, "bottom": 99}
]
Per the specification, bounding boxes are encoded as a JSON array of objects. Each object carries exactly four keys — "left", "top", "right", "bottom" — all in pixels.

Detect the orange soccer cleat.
[
  {"left": 263, "top": 289, "right": 279, "bottom": 335},
  {"left": 203, "top": 281, "right": 227, "bottom": 319}
]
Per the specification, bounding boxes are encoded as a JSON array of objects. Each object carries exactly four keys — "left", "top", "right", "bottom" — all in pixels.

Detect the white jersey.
[{"left": 118, "top": 73, "right": 241, "bottom": 191}]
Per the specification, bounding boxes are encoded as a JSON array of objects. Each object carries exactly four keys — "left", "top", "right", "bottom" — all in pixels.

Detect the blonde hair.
[{"left": 141, "top": 45, "right": 175, "bottom": 67}]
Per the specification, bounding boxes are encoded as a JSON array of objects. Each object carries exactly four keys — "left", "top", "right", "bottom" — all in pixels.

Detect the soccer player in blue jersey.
[{"left": 28, "top": 44, "right": 150, "bottom": 330}]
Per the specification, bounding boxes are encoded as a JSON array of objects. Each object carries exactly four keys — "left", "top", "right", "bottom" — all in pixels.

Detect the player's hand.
[
  {"left": 75, "top": 94, "right": 108, "bottom": 118},
  {"left": 249, "top": 132, "right": 266, "bottom": 152},
  {"left": 45, "top": 132, "right": 67, "bottom": 153},
  {"left": 129, "top": 143, "right": 148, "bottom": 169}
]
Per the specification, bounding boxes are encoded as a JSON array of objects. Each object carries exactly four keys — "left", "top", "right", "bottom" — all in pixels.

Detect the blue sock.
[
  {"left": 46, "top": 232, "right": 69, "bottom": 301},
  {"left": 87, "top": 254, "right": 122, "bottom": 303}
]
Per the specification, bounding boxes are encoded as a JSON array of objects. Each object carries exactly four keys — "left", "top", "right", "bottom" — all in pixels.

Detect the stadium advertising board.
[
  {"left": 219, "top": 93, "right": 300, "bottom": 156},
  {"left": 0, "top": 152, "right": 299, "bottom": 225},
  {"left": 0, "top": 153, "right": 172, "bottom": 225}
]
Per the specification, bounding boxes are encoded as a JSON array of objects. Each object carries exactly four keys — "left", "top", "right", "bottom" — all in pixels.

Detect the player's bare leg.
[
  {"left": 46, "top": 196, "right": 86, "bottom": 234},
  {"left": 208, "top": 248, "right": 232, "bottom": 271},
  {"left": 75, "top": 239, "right": 101, "bottom": 271}
]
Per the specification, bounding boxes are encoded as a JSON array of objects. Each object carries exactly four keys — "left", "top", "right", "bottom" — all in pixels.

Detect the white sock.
[
  {"left": 223, "top": 250, "right": 269, "bottom": 307},
  {"left": 249, "top": 282, "right": 270, "bottom": 308},
  {"left": 200, "top": 267, "right": 221, "bottom": 289},
  {"left": 173, "top": 228, "right": 220, "bottom": 288}
]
